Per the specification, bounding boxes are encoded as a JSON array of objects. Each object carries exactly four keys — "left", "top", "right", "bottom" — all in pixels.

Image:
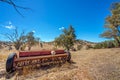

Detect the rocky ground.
[{"left": 0, "top": 48, "right": 120, "bottom": 80}]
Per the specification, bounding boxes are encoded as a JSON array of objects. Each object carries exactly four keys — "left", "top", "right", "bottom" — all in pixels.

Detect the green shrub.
[
  {"left": 94, "top": 43, "right": 103, "bottom": 49},
  {"left": 94, "top": 40, "right": 118, "bottom": 49},
  {"left": 102, "top": 41, "right": 108, "bottom": 48},
  {"left": 0, "top": 45, "right": 3, "bottom": 49},
  {"left": 113, "top": 40, "right": 119, "bottom": 47},
  {"left": 86, "top": 44, "right": 93, "bottom": 50},
  {"left": 107, "top": 41, "right": 115, "bottom": 48},
  {"left": 77, "top": 45, "right": 82, "bottom": 50}
]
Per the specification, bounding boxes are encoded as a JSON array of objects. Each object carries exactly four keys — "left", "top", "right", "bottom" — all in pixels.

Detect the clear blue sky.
[{"left": 0, "top": 0, "right": 119, "bottom": 42}]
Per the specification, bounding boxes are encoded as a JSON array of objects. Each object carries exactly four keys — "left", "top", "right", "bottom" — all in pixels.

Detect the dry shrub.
[
  {"left": 77, "top": 45, "right": 82, "bottom": 50},
  {"left": 22, "top": 66, "right": 30, "bottom": 75},
  {"left": 22, "top": 65, "right": 35, "bottom": 75},
  {"left": 0, "top": 54, "right": 9, "bottom": 61}
]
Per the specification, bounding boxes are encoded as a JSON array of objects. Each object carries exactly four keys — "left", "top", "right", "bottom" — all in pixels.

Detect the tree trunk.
[{"left": 114, "top": 36, "right": 120, "bottom": 47}]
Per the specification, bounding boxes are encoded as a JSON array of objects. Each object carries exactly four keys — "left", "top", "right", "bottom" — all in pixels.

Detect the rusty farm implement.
[{"left": 6, "top": 50, "right": 71, "bottom": 74}]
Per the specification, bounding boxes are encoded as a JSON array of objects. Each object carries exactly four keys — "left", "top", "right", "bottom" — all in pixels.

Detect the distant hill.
[{"left": 75, "top": 39, "right": 96, "bottom": 45}]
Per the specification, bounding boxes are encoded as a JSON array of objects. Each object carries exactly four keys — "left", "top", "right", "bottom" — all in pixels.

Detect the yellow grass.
[{"left": 0, "top": 46, "right": 120, "bottom": 80}]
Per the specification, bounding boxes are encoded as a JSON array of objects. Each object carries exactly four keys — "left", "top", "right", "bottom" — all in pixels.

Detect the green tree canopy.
[
  {"left": 100, "top": 2, "right": 120, "bottom": 46},
  {"left": 26, "top": 32, "right": 37, "bottom": 46},
  {"left": 54, "top": 25, "right": 76, "bottom": 50}
]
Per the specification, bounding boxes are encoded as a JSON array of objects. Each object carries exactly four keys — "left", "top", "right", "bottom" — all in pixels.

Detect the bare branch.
[
  {"left": 0, "top": 0, "right": 30, "bottom": 17},
  {"left": 14, "top": 28, "right": 18, "bottom": 40},
  {"left": 2, "top": 33, "right": 15, "bottom": 42}
]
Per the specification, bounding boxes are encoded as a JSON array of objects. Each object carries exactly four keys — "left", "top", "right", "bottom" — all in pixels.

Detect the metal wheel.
[{"left": 6, "top": 53, "right": 17, "bottom": 74}]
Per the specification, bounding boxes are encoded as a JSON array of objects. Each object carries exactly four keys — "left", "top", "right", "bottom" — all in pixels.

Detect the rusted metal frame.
[
  {"left": 15, "top": 54, "right": 67, "bottom": 61},
  {"left": 14, "top": 54, "right": 67, "bottom": 68}
]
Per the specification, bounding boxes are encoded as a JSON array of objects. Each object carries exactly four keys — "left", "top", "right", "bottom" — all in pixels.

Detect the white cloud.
[
  {"left": 32, "top": 30, "right": 36, "bottom": 33},
  {"left": 59, "top": 26, "right": 64, "bottom": 30},
  {"left": 4, "top": 21, "right": 16, "bottom": 29},
  {"left": 4, "top": 25, "right": 15, "bottom": 29}
]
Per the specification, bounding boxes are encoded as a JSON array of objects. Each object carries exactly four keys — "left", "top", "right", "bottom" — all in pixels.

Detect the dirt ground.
[{"left": 0, "top": 47, "right": 120, "bottom": 80}]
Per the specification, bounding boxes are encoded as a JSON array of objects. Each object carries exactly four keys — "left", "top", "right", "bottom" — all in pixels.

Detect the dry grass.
[
  {"left": 0, "top": 46, "right": 120, "bottom": 80},
  {"left": 72, "top": 48, "right": 120, "bottom": 80}
]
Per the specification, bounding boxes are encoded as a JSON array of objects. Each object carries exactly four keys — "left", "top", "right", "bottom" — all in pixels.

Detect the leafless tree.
[{"left": 3, "top": 28, "right": 26, "bottom": 50}]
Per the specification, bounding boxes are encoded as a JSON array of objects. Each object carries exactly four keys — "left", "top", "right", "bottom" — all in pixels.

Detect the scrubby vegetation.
[
  {"left": 77, "top": 45, "right": 82, "bottom": 50},
  {"left": 94, "top": 39, "right": 120, "bottom": 49},
  {"left": 3, "top": 29, "right": 40, "bottom": 51}
]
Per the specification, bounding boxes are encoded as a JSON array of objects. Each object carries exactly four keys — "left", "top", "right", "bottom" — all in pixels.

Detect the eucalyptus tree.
[{"left": 101, "top": 2, "right": 120, "bottom": 46}]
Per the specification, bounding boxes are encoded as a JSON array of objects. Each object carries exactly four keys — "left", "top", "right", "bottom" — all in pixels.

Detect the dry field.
[{"left": 0, "top": 46, "right": 120, "bottom": 80}]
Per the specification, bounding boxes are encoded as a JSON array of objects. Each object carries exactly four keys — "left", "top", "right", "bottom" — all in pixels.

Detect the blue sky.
[{"left": 0, "top": 0, "right": 119, "bottom": 42}]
